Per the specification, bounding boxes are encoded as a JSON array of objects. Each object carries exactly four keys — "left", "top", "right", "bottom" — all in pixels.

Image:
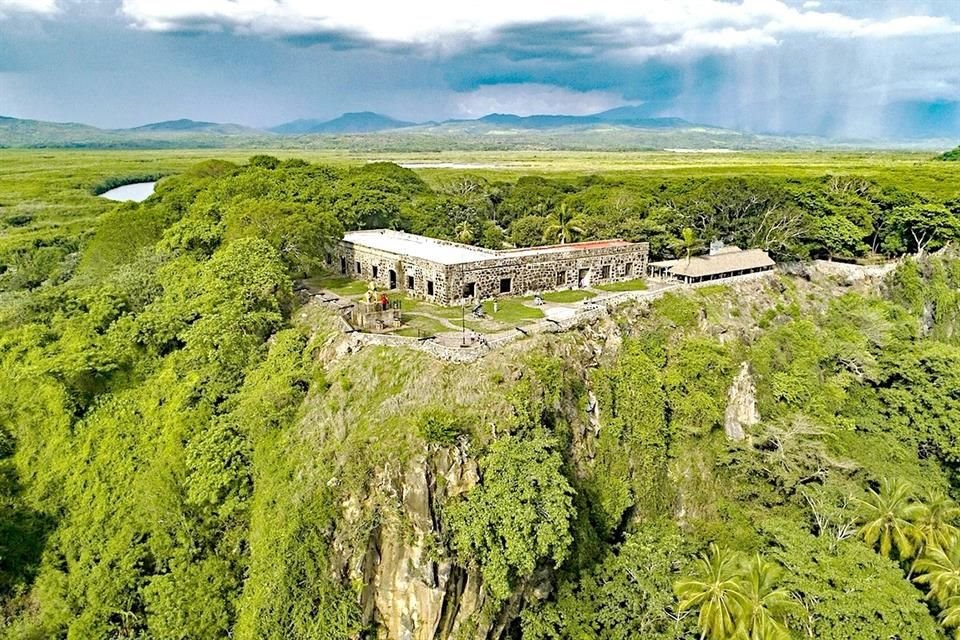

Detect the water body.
[{"left": 99, "top": 181, "right": 156, "bottom": 202}]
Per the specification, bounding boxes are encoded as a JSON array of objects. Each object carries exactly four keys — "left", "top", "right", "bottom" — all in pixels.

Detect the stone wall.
[
  {"left": 447, "top": 243, "right": 649, "bottom": 304},
  {"left": 334, "top": 238, "right": 650, "bottom": 305},
  {"left": 331, "top": 242, "right": 452, "bottom": 303}
]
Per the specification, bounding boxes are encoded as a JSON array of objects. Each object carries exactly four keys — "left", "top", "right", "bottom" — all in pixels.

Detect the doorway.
[
  {"left": 499, "top": 277, "right": 512, "bottom": 294},
  {"left": 578, "top": 268, "right": 591, "bottom": 288},
  {"left": 389, "top": 269, "right": 397, "bottom": 289}
]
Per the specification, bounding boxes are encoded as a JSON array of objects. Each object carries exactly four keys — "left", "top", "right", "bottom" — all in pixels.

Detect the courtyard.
[{"left": 303, "top": 272, "right": 650, "bottom": 341}]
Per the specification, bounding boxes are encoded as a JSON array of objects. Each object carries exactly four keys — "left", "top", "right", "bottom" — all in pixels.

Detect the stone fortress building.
[{"left": 332, "top": 229, "right": 650, "bottom": 305}]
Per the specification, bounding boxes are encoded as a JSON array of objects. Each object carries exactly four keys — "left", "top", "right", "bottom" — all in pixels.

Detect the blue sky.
[{"left": 1, "top": 0, "right": 958, "bottom": 138}]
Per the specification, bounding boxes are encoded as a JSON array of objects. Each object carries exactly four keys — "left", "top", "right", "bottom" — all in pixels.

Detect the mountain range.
[
  {"left": 270, "top": 112, "right": 416, "bottom": 134},
  {"left": 0, "top": 111, "right": 954, "bottom": 151}
]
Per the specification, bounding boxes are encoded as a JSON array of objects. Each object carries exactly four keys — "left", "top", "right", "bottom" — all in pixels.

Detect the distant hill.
[
  {"left": 476, "top": 113, "right": 601, "bottom": 129},
  {"left": 463, "top": 112, "right": 698, "bottom": 130},
  {"left": 593, "top": 107, "right": 695, "bottom": 128},
  {"left": 0, "top": 115, "right": 272, "bottom": 148},
  {"left": 0, "top": 112, "right": 954, "bottom": 151},
  {"left": 0, "top": 115, "right": 110, "bottom": 148},
  {"left": 271, "top": 112, "right": 415, "bottom": 134},
  {"left": 122, "top": 119, "right": 261, "bottom": 135}
]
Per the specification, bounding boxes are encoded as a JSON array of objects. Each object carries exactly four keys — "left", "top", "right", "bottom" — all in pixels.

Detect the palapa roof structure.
[{"left": 650, "top": 246, "right": 774, "bottom": 278}]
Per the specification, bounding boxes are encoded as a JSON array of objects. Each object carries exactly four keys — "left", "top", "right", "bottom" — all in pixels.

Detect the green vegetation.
[
  {"left": 306, "top": 273, "right": 372, "bottom": 296},
  {"left": 1, "top": 149, "right": 960, "bottom": 639},
  {"left": 482, "top": 297, "right": 545, "bottom": 324},
  {"left": 449, "top": 432, "right": 575, "bottom": 601},
  {"left": 394, "top": 314, "right": 450, "bottom": 337},
  {"left": 938, "top": 146, "right": 960, "bottom": 161},
  {"left": 594, "top": 277, "right": 647, "bottom": 292},
  {"left": 539, "top": 289, "right": 596, "bottom": 303}
]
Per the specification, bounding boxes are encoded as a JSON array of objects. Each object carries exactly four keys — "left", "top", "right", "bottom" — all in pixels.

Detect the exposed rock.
[
  {"left": 328, "top": 445, "right": 513, "bottom": 640},
  {"left": 724, "top": 362, "right": 759, "bottom": 441},
  {"left": 587, "top": 391, "right": 600, "bottom": 436}
]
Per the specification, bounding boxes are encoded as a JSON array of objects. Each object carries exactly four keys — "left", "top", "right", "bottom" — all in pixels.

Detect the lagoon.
[{"left": 99, "top": 181, "right": 156, "bottom": 202}]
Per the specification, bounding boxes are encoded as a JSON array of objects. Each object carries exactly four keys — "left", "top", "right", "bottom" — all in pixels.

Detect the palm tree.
[
  {"left": 936, "top": 595, "right": 960, "bottom": 639},
  {"left": 682, "top": 227, "right": 697, "bottom": 264},
  {"left": 542, "top": 203, "right": 586, "bottom": 245},
  {"left": 675, "top": 544, "right": 747, "bottom": 640},
  {"left": 856, "top": 478, "right": 921, "bottom": 560},
  {"left": 737, "top": 554, "right": 801, "bottom": 640},
  {"left": 455, "top": 220, "right": 474, "bottom": 244},
  {"left": 909, "top": 490, "right": 960, "bottom": 577},
  {"left": 914, "top": 542, "right": 960, "bottom": 603}
]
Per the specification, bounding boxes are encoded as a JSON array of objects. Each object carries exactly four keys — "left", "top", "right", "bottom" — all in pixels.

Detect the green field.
[{"left": 3, "top": 148, "right": 957, "bottom": 244}]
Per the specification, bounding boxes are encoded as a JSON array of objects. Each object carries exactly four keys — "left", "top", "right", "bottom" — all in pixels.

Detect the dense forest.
[
  {"left": 2, "top": 154, "right": 960, "bottom": 638},
  {"left": 3, "top": 153, "right": 960, "bottom": 298}
]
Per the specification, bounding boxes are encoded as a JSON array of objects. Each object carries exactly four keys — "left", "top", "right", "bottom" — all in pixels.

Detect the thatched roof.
[{"left": 653, "top": 248, "right": 775, "bottom": 278}]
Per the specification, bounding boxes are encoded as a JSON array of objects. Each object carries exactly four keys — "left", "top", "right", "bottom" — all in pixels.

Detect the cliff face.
[
  {"left": 334, "top": 447, "right": 486, "bottom": 640},
  {"left": 291, "top": 336, "right": 583, "bottom": 640},
  {"left": 724, "top": 362, "right": 759, "bottom": 441},
  {"left": 309, "top": 302, "right": 752, "bottom": 640},
  {"left": 328, "top": 440, "right": 569, "bottom": 640}
]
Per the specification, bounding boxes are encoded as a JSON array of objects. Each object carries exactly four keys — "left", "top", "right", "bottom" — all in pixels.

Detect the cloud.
[
  {"left": 118, "top": 0, "right": 960, "bottom": 58},
  {"left": 449, "top": 83, "right": 629, "bottom": 117},
  {"left": 0, "top": 0, "right": 58, "bottom": 18}
]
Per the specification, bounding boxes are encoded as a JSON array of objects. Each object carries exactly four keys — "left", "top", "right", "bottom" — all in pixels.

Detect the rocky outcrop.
[
  {"left": 330, "top": 444, "right": 547, "bottom": 640},
  {"left": 724, "top": 362, "right": 759, "bottom": 441}
]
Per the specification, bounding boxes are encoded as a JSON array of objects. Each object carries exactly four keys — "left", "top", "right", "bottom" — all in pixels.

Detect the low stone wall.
[
  {"left": 344, "top": 332, "right": 490, "bottom": 364},
  {"left": 690, "top": 270, "right": 777, "bottom": 288}
]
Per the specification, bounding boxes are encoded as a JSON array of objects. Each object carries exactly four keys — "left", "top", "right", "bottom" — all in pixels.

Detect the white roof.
[{"left": 342, "top": 230, "right": 495, "bottom": 265}]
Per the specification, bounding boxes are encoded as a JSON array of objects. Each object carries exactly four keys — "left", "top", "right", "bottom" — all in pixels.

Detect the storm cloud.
[{"left": 0, "top": 0, "right": 958, "bottom": 138}]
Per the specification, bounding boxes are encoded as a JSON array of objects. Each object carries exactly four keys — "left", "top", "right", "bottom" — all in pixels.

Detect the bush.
[{"left": 418, "top": 406, "right": 467, "bottom": 444}]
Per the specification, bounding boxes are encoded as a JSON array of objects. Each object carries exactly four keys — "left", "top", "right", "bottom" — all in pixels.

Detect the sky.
[{"left": 0, "top": 0, "right": 959, "bottom": 139}]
